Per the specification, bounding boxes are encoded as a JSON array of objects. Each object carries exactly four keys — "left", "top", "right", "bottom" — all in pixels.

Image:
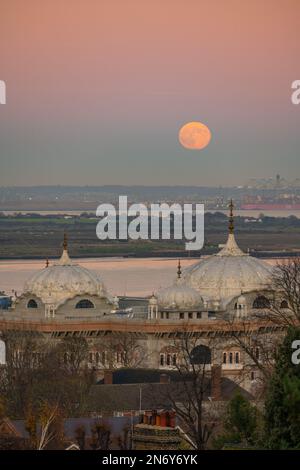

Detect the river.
[{"left": 0, "top": 256, "right": 285, "bottom": 298}]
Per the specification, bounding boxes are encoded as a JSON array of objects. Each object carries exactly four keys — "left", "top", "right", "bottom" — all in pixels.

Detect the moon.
[{"left": 179, "top": 121, "right": 212, "bottom": 150}]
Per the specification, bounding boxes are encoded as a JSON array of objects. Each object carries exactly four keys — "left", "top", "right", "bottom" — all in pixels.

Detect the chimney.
[
  {"left": 211, "top": 365, "right": 222, "bottom": 400},
  {"left": 133, "top": 411, "right": 180, "bottom": 450},
  {"left": 104, "top": 369, "right": 113, "bottom": 385},
  {"left": 139, "top": 410, "right": 176, "bottom": 428}
]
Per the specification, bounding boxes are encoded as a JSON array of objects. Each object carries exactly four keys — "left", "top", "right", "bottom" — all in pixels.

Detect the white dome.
[
  {"left": 24, "top": 248, "right": 110, "bottom": 306},
  {"left": 183, "top": 233, "right": 272, "bottom": 303},
  {"left": 156, "top": 278, "right": 203, "bottom": 310}
]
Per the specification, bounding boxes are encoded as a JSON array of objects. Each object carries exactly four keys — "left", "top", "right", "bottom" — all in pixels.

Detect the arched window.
[
  {"left": 75, "top": 299, "right": 94, "bottom": 309},
  {"left": 223, "top": 350, "right": 241, "bottom": 365},
  {"left": 172, "top": 354, "right": 177, "bottom": 366},
  {"left": 95, "top": 352, "right": 100, "bottom": 364},
  {"left": 27, "top": 299, "right": 38, "bottom": 308},
  {"left": 116, "top": 352, "right": 122, "bottom": 363},
  {"left": 190, "top": 345, "right": 211, "bottom": 365},
  {"left": 160, "top": 354, "right": 165, "bottom": 366},
  {"left": 166, "top": 354, "right": 171, "bottom": 366},
  {"left": 252, "top": 296, "right": 270, "bottom": 309},
  {"left": 280, "top": 300, "right": 289, "bottom": 309},
  {"left": 101, "top": 351, "right": 106, "bottom": 365}
]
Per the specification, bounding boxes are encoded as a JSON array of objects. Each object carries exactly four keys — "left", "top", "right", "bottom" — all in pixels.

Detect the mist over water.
[
  {"left": 0, "top": 257, "right": 197, "bottom": 297},
  {"left": 0, "top": 256, "right": 282, "bottom": 298}
]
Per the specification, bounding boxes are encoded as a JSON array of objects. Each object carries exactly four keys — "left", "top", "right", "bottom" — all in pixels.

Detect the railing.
[
  {"left": 0, "top": 313, "right": 289, "bottom": 335},
  {"left": 222, "top": 363, "right": 243, "bottom": 370}
]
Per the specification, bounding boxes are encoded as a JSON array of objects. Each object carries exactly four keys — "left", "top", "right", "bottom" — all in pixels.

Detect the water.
[
  {"left": 0, "top": 256, "right": 284, "bottom": 298},
  {"left": 0, "top": 257, "right": 198, "bottom": 297}
]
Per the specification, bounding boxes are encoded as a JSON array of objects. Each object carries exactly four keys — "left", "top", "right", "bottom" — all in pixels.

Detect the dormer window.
[
  {"left": 75, "top": 299, "right": 94, "bottom": 309},
  {"left": 27, "top": 299, "right": 38, "bottom": 308},
  {"left": 253, "top": 296, "right": 270, "bottom": 309}
]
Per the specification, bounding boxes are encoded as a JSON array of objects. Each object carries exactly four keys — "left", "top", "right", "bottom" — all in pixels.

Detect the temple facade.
[{"left": 0, "top": 204, "right": 288, "bottom": 395}]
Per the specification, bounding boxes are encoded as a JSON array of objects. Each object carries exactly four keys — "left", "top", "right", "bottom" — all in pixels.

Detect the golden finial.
[
  {"left": 46, "top": 258, "right": 49, "bottom": 268},
  {"left": 63, "top": 231, "right": 68, "bottom": 251},
  {"left": 228, "top": 199, "right": 234, "bottom": 234},
  {"left": 177, "top": 259, "right": 182, "bottom": 279}
]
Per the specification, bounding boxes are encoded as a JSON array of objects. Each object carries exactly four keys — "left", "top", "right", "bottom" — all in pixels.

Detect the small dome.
[
  {"left": 156, "top": 278, "right": 203, "bottom": 310},
  {"left": 24, "top": 244, "right": 111, "bottom": 306},
  {"left": 149, "top": 294, "right": 158, "bottom": 305}
]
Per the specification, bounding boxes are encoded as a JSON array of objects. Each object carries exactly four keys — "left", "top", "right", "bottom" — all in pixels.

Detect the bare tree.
[
  {"left": 226, "top": 320, "right": 279, "bottom": 382},
  {"left": 224, "top": 259, "right": 300, "bottom": 395},
  {"left": 0, "top": 330, "right": 45, "bottom": 416},
  {"left": 90, "top": 422, "right": 111, "bottom": 450},
  {"left": 157, "top": 333, "right": 217, "bottom": 450},
  {"left": 59, "top": 336, "right": 89, "bottom": 374},
  {"left": 117, "top": 425, "right": 132, "bottom": 450},
  {"left": 74, "top": 425, "right": 86, "bottom": 450},
  {"left": 25, "top": 401, "right": 64, "bottom": 450},
  {"left": 267, "top": 258, "right": 300, "bottom": 327},
  {"left": 37, "top": 403, "right": 61, "bottom": 450},
  {"left": 97, "top": 332, "right": 147, "bottom": 369},
  {"left": 0, "top": 332, "right": 93, "bottom": 418}
]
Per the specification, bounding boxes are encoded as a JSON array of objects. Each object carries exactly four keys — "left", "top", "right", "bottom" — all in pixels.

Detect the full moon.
[{"left": 179, "top": 121, "right": 211, "bottom": 150}]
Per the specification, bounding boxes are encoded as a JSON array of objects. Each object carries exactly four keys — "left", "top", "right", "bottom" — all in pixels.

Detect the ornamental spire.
[
  {"left": 63, "top": 231, "right": 68, "bottom": 251},
  {"left": 228, "top": 199, "right": 234, "bottom": 234},
  {"left": 177, "top": 259, "right": 182, "bottom": 279},
  {"left": 217, "top": 199, "right": 245, "bottom": 257},
  {"left": 56, "top": 231, "right": 73, "bottom": 266}
]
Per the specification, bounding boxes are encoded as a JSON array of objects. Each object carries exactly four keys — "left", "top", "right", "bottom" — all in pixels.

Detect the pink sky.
[{"left": 1, "top": 0, "right": 299, "bottom": 185}]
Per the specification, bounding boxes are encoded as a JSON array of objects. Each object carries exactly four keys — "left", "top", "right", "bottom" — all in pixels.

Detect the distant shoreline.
[
  {"left": 1, "top": 209, "right": 300, "bottom": 218},
  {"left": 0, "top": 251, "right": 299, "bottom": 262},
  {"left": 1, "top": 211, "right": 300, "bottom": 258}
]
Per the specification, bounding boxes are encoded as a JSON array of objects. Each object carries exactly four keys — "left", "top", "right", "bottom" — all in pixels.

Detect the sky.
[{"left": 0, "top": 0, "right": 299, "bottom": 186}]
